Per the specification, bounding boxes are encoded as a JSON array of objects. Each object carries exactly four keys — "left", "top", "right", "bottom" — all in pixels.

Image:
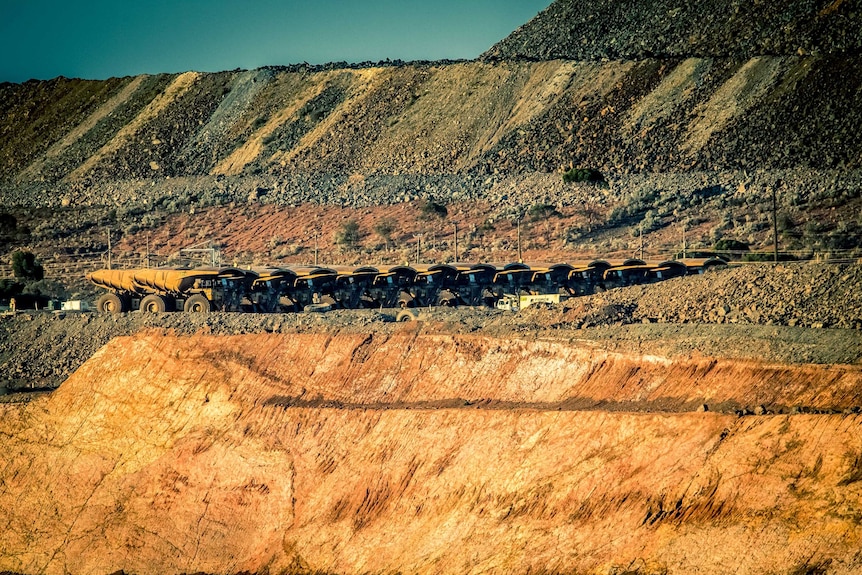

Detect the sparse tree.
[
  {"left": 418, "top": 199, "right": 448, "bottom": 220},
  {"left": 527, "top": 204, "right": 560, "bottom": 222},
  {"left": 373, "top": 217, "right": 398, "bottom": 248},
  {"left": 334, "top": 219, "right": 361, "bottom": 250},
  {"left": 11, "top": 250, "right": 43, "bottom": 281}
]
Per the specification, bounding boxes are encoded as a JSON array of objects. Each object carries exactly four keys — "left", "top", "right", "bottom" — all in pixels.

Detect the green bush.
[
  {"left": 373, "top": 218, "right": 398, "bottom": 245},
  {"left": 478, "top": 220, "right": 496, "bottom": 233},
  {"left": 419, "top": 199, "right": 448, "bottom": 220},
  {"left": 334, "top": 220, "right": 361, "bottom": 248},
  {"left": 714, "top": 238, "right": 749, "bottom": 252},
  {"left": 0, "top": 279, "right": 23, "bottom": 299},
  {"left": 527, "top": 204, "right": 560, "bottom": 221},
  {"left": 22, "top": 279, "right": 68, "bottom": 300},
  {"left": 562, "top": 167, "right": 604, "bottom": 184},
  {"left": 11, "top": 251, "right": 44, "bottom": 281},
  {"left": 0, "top": 213, "right": 17, "bottom": 236}
]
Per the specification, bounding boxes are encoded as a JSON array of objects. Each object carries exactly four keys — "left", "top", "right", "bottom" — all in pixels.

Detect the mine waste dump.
[{"left": 1, "top": 329, "right": 861, "bottom": 575}]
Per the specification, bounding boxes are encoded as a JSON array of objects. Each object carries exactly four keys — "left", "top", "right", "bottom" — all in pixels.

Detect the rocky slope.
[
  {"left": 483, "top": 0, "right": 862, "bottom": 61},
  {"left": 2, "top": 58, "right": 861, "bottom": 274},
  {"left": 3, "top": 57, "right": 862, "bottom": 197},
  {"left": 2, "top": 1, "right": 862, "bottom": 276}
]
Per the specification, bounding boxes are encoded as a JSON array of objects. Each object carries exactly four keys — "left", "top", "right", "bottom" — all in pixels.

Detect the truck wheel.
[
  {"left": 96, "top": 293, "right": 125, "bottom": 314},
  {"left": 184, "top": 294, "right": 212, "bottom": 313},
  {"left": 139, "top": 294, "right": 168, "bottom": 313},
  {"left": 396, "top": 309, "right": 420, "bottom": 322}
]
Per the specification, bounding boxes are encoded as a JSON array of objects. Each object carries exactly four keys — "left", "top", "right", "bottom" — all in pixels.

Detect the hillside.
[
  {"left": 2, "top": 58, "right": 862, "bottom": 191},
  {"left": 1, "top": 3, "right": 861, "bottom": 280},
  {"left": 2, "top": 56, "right": 861, "bottom": 280}
]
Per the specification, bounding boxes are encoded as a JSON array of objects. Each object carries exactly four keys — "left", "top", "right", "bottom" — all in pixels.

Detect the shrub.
[
  {"left": 714, "top": 238, "right": 749, "bottom": 252},
  {"left": 478, "top": 220, "right": 496, "bottom": 233},
  {"left": 0, "top": 278, "right": 23, "bottom": 299},
  {"left": 373, "top": 218, "right": 398, "bottom": 245},
  {"left": 527, "top": 204, "right": 560, "bottom": 221},
  {"left": 0, "top": 213, "right": 17, "bottom": 236},
  {"left": 22, "top": 279, "right": 68, "bottom": 300},
  {"left": 419, "top": 199, "right": 448, "bottom": 220},
  {"left": 11, "top": 251, "right": 44, "bottom": 281},
  {"left": 334, "top": 220, "right": 361, "bottom": 248},
  {"left": 562, "top": 167, "right": 605, "bottom": 184},
  {"left": 640, "top": 210, "right": 663, "bottom": 233}
]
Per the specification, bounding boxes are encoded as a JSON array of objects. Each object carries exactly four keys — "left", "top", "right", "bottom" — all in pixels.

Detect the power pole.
[
  {"left": 107, "top": 228, "right": 112, "bottom": 270},
  {"left": 772, "top": 186, "right": 779, "bottom": 263},
  {"left": 146, "top": 234, "right": 150, "bottom": 268},
  {"left": 517, "top": 217, "right": 522, "bottom": 263},
  {"left": 453, "top": 223, "right": 459, "bottom": 262},
  {"left": 414, "top": 233, "right": 423, "bottom": 263},
  {"left": 639, "top": 223, "right": 644, "bottom": 260},
  {"left": 314, "top": 232, "right": 319, "bottom": 266},
  {"left": 681, "top": 222, "right": 687, "bottom": 259}
]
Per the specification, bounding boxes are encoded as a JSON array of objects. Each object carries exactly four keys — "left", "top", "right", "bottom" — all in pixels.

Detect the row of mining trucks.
[{"left": 86, "top": 258, "right": 726, "bottom": 314}]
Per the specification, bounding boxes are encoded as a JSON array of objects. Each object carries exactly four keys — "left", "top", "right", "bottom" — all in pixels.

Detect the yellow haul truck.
[{"left": 86, "top": 267, "right": 257, "bottom": 313}]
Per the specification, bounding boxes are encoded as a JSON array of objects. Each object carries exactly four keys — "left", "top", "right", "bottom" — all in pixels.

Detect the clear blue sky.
[{"left": 0, "top": 0, "right": 552, "bottom": 83}]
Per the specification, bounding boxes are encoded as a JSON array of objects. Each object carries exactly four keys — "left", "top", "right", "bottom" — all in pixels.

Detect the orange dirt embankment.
[{"left": 1, "top": 332, "right": 861, "bottom": 575}]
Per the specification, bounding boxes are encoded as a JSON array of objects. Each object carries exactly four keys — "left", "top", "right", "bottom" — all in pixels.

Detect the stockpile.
[
  {"left": 483, "top": 0, "right": 861, "bottom": 61},
  {"left": 570, "top": 262, "right": 862, "bottom": 329}
]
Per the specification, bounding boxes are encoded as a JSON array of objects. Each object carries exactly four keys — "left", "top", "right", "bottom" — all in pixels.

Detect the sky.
[{"left": 0, "top": 0, "right": 552, "bottom": 83}]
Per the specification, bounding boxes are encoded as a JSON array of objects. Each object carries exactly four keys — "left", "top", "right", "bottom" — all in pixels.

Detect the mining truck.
[{"left": 86, "top": 267, "right": 258, "bottom": 313}]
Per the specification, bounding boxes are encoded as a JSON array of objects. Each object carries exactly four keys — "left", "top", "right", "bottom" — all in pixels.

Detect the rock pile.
[
  {"left": 483, "top": 0, "right": 862, "bottom": 61},
  {"left": 569, "top": 262, "right": 862, "bottom": 330}
]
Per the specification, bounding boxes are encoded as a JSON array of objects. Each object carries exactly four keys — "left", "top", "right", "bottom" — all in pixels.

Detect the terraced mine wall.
[
  {"left": 1, "top": 332, "right": 861, "bottom": 575},
  {"left": 2, "top": 56, "right": 861, "bottom": 209}
]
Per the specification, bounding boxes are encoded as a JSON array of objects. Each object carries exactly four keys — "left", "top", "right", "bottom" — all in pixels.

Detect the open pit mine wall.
[
  {"left": 1, "top": 331, "right": 861, "bottom": 575},
  {"left": 1, "top": 56, "right": 861, "bottom": 199}
]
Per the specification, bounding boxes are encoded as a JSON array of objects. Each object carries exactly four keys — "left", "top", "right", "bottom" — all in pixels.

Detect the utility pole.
[
  {"left": 681, "top": 222, "right": 687, "bottom": 259},
  {"left": 517, "top": 217, "right": 522, "bottom": 263},
  {"left": 453, "top": 222, "right": 459, "bottom": 262},
  {"left": 107, "top": 228, "right": 112, "bottom": 270},
  {"left": 146, "top": 234, "right": 150, "bottom": 268},
  {"left": 772, "top": 185, "right": 779, "bottom": 263},
  {"left": 314, "top": 232, "right": 319, "bottom": 266},
  {"left": 414, "top": 233, "right": 423, "bottom": 263},
  {"left": 639, "top": 223, "right": 644, "bottom": 260}
]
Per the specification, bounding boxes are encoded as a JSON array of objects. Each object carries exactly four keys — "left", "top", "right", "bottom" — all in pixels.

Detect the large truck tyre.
[
  {"left": 396, "top": 309, "right": 422, "bottom": 322},
  {"left": 96, "top": 293, "right": 126, "bottom": 314},
  {"left": 139, "top": 294, "right": 169, "bottom": 313},
  {"left": 184, "top": 294, "right": 212, "bottom": 313}
]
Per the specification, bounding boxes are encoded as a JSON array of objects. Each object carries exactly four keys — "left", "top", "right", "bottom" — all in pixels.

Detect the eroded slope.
[{"left": 1, "top": 332, "right": 861, "bottom": 575}]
